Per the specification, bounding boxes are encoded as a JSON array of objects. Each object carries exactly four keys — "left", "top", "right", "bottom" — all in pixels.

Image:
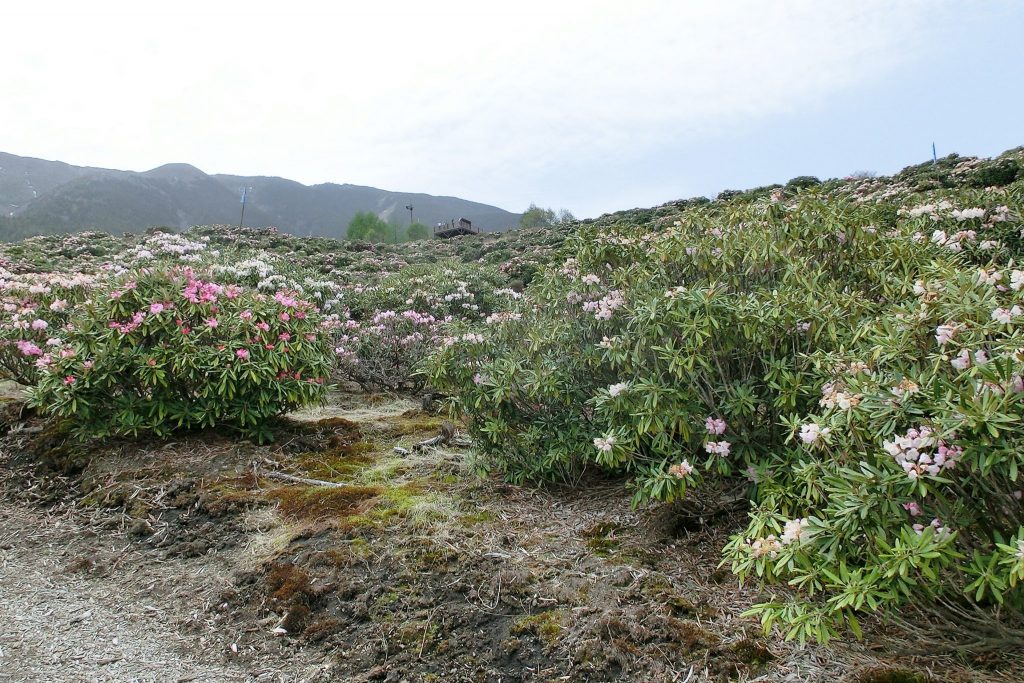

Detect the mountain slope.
[
  {"left": 213, "top": 174, "right": 520, "bottom": 237},
  {"left": 0, "top": 152, "right": 520, "bottom": 240}
]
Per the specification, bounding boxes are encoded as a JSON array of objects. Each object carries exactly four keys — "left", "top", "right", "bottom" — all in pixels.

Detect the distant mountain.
[{"left": 0, "top": 152, "right": 520, "bottom": 240}]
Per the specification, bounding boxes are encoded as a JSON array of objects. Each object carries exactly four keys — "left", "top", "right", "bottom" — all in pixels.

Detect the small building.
[{"left": 433, "top": 217, "right": 479, "bottom": 238}]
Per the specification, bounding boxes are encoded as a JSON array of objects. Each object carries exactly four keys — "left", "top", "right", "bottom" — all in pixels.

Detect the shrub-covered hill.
[
  {"left": 0, "top": 145, "right": 1022, "bottom": 657},
  {"left": 429, "top": 146, "right": 1024, "bottom": 644}
]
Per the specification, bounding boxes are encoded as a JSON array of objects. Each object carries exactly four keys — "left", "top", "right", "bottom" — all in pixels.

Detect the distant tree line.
[
  {"left": 519, "top": 204, "right": 575, "bottom": 229},
  {"left": 346, "top": 211, "right": 431, "bottom": 243}
]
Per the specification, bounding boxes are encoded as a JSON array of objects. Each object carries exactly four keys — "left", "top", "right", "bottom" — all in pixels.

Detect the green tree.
[
  {"left": 347, "top": 211, "right": 390, "bottom": 242},
  {"left": 519, "top": 204, "right": 576, "bottom": 229},
  {"left": 405, "top": 222, "right": 430, "bottom": 241}
]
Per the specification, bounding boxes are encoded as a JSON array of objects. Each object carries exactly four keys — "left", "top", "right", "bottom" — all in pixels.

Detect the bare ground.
[{"left": 0, "top": 392, "right": 1017, "bottom": 683}]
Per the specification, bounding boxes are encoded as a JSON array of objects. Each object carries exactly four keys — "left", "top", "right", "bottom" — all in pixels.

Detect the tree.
[
  {"left": 405, "top": 222, "right": 430, "bottom": 241},
  {"left": 347, "top": 212, "right": 390, "bottom": 242},
  {"left": 519, "top": 204, "right": 557, "bottom": 229},
  {"left": 519, "top": 204, "right": 576, "bottom": 229}
]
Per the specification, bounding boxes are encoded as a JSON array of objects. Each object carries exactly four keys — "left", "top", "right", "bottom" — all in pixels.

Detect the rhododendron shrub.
[
  {"left": 430, "top": 174, "right": 1024, "bottom": 642},
  {"left": 0, "top": 270, "right": 96, "bottom": 385},
  {"left": 333, "top": 262, "right": 521, "bottom": 389},
  {"left": 333, "top": 309, "right": 442, "bottom": 391},
  {"left": 27, "top": 267, "right": 334, "bottom": 442}
]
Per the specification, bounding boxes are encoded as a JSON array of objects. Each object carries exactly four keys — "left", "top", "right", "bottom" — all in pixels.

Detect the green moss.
[
  {"left": 391, "top": 414, "right": 444, "bottom": 436},
  {"left": 582, "top": 521, "right": 624, "bottom": 557},
  {"left": 268, "top": 484, "right": 382, "bottom": 520},
  {"left": 294, "top": 448, "right": 375, "bottom": 482},
  {"left": 460, "top": 510, "right": 496, "bottom": 526},
  {"left": 510, "top": 610, "right": 565, "bottom": 647},
  {"left": 855, "top": 668, "right": 932, "bottom": 683}
]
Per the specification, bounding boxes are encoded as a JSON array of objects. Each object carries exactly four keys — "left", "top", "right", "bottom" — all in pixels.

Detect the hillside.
[
  {"left": 0, "top": 152, "right": 520, "bottom": 240},
  {"left": 0, "top": 146, "right": 1021, "bottom": 682}
]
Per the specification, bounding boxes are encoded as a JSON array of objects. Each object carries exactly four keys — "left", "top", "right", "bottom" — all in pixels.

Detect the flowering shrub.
[
  {"left": 26, "top": 267, "right": 333, "bottom": 442},
  {"left": 331, "top": 262, "right": 521, "bottom": 389},
  {"left": 0, "top": 269, "right": 98, "bottom": 385},
  {"left": 332, "top": 309, "right": 442, "bottom": 391},
  {"left": 429, "top": 159, "right": 1024, "bottom": 642}
]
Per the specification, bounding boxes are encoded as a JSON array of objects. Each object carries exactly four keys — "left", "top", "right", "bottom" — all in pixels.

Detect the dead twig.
[{"left": 259, "top": 470, "right": 349, "bottom": 489}]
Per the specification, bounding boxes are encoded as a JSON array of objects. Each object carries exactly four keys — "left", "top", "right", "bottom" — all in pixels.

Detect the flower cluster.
[{"left": 883, "top": 426, "right": 962, "bottom": 479}]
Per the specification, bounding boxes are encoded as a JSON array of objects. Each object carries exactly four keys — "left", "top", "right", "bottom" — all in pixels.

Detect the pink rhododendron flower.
[
  {"left": 608, "top": 382, "right": 630, "bottom": 397},
  {"left": 934, "top": 324, "right": 957, "bottom": 346},
  {"left": 704, "top": 416, "right": 727, "bottom": 435},
  {"left": 15, "top": 340, "right": 43, "bottom": 357},
  {"left": 236, "top": 348, "right": 250, "bottom": 360},
  {"left": 781, "top": 518, "right": 809, "bottom": 545},
  {"left": 31, "top": 319, "right": 48, "bottom": 330},
  {"left": 799, "top": 423, "right": 830, "bottom": 444},
  {"left": 63, "top": 375, "right": 75, "bottom": 385},
  {"left": 992, "top": 306, "right": 1022, "bottom": 325},
  {"left": 705, "top": 441, "right": 731, "bottom": 457},
  {"left": 668, "top": 460, "right": 693, "bottom": 478},
  {"left": 205, "top": 318, "right": 219, "bottom": 328},
  {"left": 593, "top": 435, "right": 617, "bottom": 453},
  {"left": 240, "top": 310, "right": 253, "bottom": 321}
]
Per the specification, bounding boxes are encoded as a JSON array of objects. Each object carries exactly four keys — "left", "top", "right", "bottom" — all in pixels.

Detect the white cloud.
[{"left": 0, "top": 0, "right": 944, "bottom": 215}]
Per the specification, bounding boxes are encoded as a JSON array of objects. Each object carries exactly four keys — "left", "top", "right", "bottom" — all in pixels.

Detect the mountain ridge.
[{"left": 0, "top": 152, "right": 520, "bottom": 241}]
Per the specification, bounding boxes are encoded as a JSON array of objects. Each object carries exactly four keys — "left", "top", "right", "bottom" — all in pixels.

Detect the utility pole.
[
  {"left": 932, "top": 142, "right": 937, "bottom": 166},
  {"left": 239, "top": 186, "right": 252, "bottom": 229},
  {"left": 406, "top": 204, "right": 414, "bottom": 224}
]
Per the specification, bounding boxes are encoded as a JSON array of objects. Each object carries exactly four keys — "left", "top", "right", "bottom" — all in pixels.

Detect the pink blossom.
[
  {"left": 704, "top": 441, "right": 731, "bottom": 457},
  {"left": 205, "top": 318, "right": 219, "bottom": 328},
  {"left": 799, "top": 423, "right": 830, "bottom": 444},
  {"left": 668, "top": 460, "right": 693, "bottom": 478},
  {"left": 63, "top": 375, "right": 75, "bottom": 386},
  {"left": 704, "top": 416, "right": 727, "bottom": 435},
  {"left": 149, "top": 303, "right": 165, "bottom": 314},
  {"left": 935, "top": 324, "right": 957, "bottom": 346},
  {"left": 950, "top": 349, "right": 971, "bottom": 371},
  {"left": 240, "top": 310, "right": 254, "bottom": 321},
  {"left": 15, "top": 340, "right": 43, "bottom": 357},
  {"left": 31, "top": 319, "right": 48, "bottom": 330},
  {"left": 236, "top": 348, "right": 250, "bottom": 360}
]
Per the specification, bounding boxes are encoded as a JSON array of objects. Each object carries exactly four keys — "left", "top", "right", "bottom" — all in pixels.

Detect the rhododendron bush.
[
  {"left": 24, "top": 267, "right": 333, "bottom": 442},
  {"left": 429, "top": 162, "right": 1024, "bottom": 643},
  {"left": 332, "top": 262, "right": 521, "bottom": 390}
]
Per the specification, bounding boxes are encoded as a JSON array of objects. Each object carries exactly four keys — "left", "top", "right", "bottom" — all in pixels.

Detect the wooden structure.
[{"left": 433, "top": 217, "right": 479, "bottom": 238}]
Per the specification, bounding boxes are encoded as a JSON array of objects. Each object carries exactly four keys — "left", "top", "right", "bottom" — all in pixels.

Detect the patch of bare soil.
[{"left": 0, "top": 394, "right": 1018, "bottom": 682}]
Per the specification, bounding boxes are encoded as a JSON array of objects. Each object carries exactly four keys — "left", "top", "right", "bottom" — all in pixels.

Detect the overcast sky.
[{"left": 2, "top": 1, "right": 1022, "bottom": 217}]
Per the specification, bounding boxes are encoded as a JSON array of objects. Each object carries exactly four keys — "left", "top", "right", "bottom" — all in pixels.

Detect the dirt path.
[{"left": 0, "top": 502, "right": 327, "bottom": 683}]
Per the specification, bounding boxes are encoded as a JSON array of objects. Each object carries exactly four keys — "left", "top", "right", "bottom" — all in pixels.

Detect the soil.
[{"left": 0, "top": 390, "right": 1017, "bottom": 683}]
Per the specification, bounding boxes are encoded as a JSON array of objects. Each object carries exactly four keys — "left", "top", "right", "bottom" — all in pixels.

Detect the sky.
[{"left": 1, "top": 0, "right": 1022, "bottom": 218}]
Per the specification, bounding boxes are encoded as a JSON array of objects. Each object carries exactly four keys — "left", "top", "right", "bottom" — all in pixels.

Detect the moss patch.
[
  {"left": 511, "top": 610, "right": 565, "bottom": 648},
  {"left": 268, "top": 484, "right": 382, "bottom": 521},
  {"left": 855, "top": 668, "right": 932, "bottom": 683}
]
